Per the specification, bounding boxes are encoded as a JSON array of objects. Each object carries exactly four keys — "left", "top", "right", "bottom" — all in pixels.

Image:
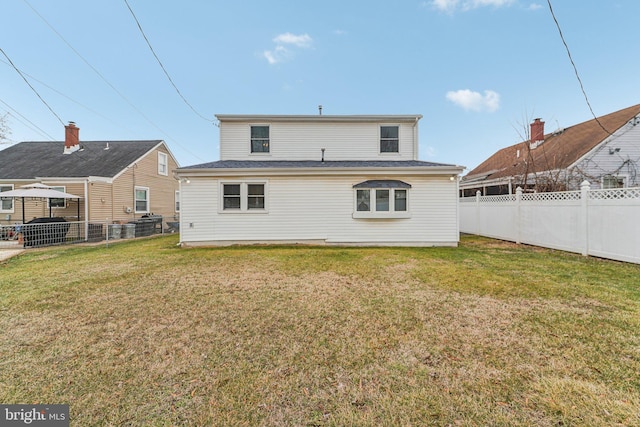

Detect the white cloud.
[
  {"left": 273, "top": 32, "right": 313, "bottom": 48},
  {"left": 263, "top": 45, "right": 290, "bottom": 65},
  {"left": 263, "top": 32, "right": 313, "bottom": 64},
  {"left": 425, "top": 146, "right": 438, "bottom": 158},
  {"left": 446, "top": 89, "right": 500, "bottom": 112},
  {"left": 431, "top": 0, "right": 514, "bottom": 12},
  {"left": 431, "top": 0, "right": 459, "bottom": 13},
  {"left": 527, "top": 3, "right": 542, "bottom": 11}
]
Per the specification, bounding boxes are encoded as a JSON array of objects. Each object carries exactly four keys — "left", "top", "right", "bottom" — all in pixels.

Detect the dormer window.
[
  {"left": 251, "top": 126, "right": 270, "bottom": 153},
  {"left": 380, "top": 126, "right": 399, "bottom": 153}
]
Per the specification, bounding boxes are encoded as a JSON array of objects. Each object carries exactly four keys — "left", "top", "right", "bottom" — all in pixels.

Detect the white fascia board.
[
  {"left": 177, "top": 165, "right": 464, "bottom": 178},
  {"left": 34, "top": 176, "right": 113, "bottom": 184},
  {"left": 215, "top": 114, "right": 423, "bottom": 123},
  {"left": 567, "top": 125, "right": 625, "bottom": 169},
  {"left": 459, "top": 176, "right": 512, "bottom": 188}
]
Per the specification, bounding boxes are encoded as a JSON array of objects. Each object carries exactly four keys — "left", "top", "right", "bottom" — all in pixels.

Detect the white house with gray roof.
[{"left": 175, "top": 114, "right": 464, "bottom": 246}]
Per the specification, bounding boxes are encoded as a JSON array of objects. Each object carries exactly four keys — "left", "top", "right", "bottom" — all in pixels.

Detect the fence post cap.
[{"left": 580, "top": 180, "right": 591, "bottom": 189}]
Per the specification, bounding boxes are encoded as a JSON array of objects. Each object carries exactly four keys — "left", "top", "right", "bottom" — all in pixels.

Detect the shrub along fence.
[{"left": 460, "top": 181, "right": 640, "bottom": 264}]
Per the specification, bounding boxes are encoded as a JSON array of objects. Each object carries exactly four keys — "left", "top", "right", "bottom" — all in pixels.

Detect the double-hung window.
[
  {"left": 0, "top": 185, "right": 14, "bottom": 212},
  {"left": 354, "top": 180, "right": 410, "bottom": 218},
  {"left": 48, "top": 186, "right": 66, "bottom": 208},
  {"left": 602, "top": 175, "right": 625, "bottom": 189},
  {"left": 135, "top": 186, "right": 150, "bottom": 213},
  {"left": 221, "top": 182, "right": 267, "bottom": 212},
  {"left": 380, "top": 125, "right": 399, "bottom": 153},
  {"left": 250, "top": 126, "right": 270, "bottom": 153},
  {"left": 158, "top": 152, "right": 168, "bottom": 176}
]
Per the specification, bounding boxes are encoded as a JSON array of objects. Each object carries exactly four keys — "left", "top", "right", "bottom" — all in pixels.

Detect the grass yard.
[{"left": 1, "top": 235, "right": 639, "bottom": 426}]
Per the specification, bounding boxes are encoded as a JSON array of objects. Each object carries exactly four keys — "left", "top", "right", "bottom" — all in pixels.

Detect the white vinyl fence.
[{"left": 460, "top": 181, "right": 640, "bottom": 264}]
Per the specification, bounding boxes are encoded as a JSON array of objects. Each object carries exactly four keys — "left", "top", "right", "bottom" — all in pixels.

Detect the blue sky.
[{"left": 1, "top": 0, "right": 639, "bottom": 173}]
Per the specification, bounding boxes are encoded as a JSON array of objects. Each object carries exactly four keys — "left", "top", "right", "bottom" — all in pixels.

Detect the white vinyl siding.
[
  {"left": 180, "top": 175, "right": 459, "bottom": 245},
  {"left": 220, "top": 121, "right": 417, "bottom": 161},
  {"left": 572, "top": 122, "right": 640, "bottom": 189}
]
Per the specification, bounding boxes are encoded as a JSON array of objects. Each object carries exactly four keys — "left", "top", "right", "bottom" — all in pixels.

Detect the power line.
[
  {"left": 21, "top": 0, "right": 207, "bottom": 163},
  {"left": 123, "top": 0, "right": 215, "bottom": 124},
  {"left": 0, "top": 98, "right": 56, "bottom": 140},
  {"left": 546, "top": 0, "right": 613, "bottom": 137},
  {"left": 0, "top": 47, "right": 65, "bottom": 127},
  {"left": 0, "top": 58, "right": 140, "bottom": 137}
]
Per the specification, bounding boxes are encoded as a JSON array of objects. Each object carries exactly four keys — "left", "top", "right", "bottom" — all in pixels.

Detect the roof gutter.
[{"left": 176, "top": 165, "right": 465, "bottom": 178}]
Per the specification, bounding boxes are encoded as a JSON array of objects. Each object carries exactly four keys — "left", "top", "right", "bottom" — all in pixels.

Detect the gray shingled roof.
[
  {"left": 180, "top": 160, "right": 457, "bottom": 170},
  {"left": 0, "top": 140, "right": 163, "bottom": 179}
]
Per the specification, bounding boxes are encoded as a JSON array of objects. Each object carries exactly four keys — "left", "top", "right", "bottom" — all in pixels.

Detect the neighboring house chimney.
[
  {"left": 64, "top": 121, "right": 80, "bottom": 154},
  {"left": 530, "top": 118, "right": 544, "bottom": 148}
]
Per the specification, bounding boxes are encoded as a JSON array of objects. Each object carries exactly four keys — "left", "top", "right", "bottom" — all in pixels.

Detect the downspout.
[
  {"left": 84, "top": 179, "right": 89, "bottom": 241},
  {"left": 413, "top": 117, "right": 419, "bottom": 160},
  {"left": 178, "top": 178, "right": 183, "bottom": 246},
  {"left": 132, "top": 163, "right": 137, "bottom": 220}
]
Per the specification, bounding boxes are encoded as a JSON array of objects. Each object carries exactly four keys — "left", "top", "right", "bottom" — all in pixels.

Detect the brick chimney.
[
  {"left": 64, "top": 121, "right": 80, "bottom": 154},
  {"left": 530, "top": 118, "right": 544, "bottom": 147}
]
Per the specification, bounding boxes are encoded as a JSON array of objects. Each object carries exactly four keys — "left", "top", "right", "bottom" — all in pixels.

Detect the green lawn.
[{"left": 1, "top": 235, "right": 639, "bottom": 426}]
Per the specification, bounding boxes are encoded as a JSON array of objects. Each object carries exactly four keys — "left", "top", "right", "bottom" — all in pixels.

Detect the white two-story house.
[{"left": 175, "top": 114, "right": 464, "bottom": 246}]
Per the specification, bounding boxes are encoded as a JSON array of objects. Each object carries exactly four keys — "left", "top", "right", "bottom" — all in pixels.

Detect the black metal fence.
[{"left": 0, "top": 216, "right": 167, "bottom": 249}]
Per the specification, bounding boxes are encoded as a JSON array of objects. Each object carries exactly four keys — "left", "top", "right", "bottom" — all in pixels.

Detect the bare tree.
[
  {"left": 511, "top": 113, "right": 570, "bottom": 193},
  {"left": 0, "top": 113, "right": 11, "bottom": 145}
]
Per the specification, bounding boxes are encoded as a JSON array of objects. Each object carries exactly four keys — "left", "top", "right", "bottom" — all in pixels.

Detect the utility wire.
[
  {"left": 123, "top": 0, "right": 215, "bottom": 124},
  {"left": 22, "top": 0, "right": 206, "bottom": 162},
  {"left": 0, "top": 98, "right": 56, "bottom": 140},
  {"left": 546, "top": 0, "right": 613, "bottom": 137},
  {"left": 0, "top": 47, "right": 65, "bottom": 127},
  {"left": 0, "top": 58, "right": 139, "bottom": 137}
]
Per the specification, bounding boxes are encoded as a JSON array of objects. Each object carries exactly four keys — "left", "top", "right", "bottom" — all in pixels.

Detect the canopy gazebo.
[{"left": 0, "top": 183, "right": 83, "bottom": 224}]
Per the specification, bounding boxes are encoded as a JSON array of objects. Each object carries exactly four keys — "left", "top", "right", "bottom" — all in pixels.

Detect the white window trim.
[
  {"left": 249, "top": 124, "right": 271, "bottom": 156},
  {"left": 379, "top": 124, "right": 400, "bottom": 155},
  {"left": 48, "top": 186, "right": 67, "bottom": 209},
  {"left": 0, "top": 184, "right": 14, "bottom": 213},
  {"left": 158, "top": 152, "right": 169, "bottom": 176},
  {"left": 601, "top": 174, "right": 627, "bottom": 189},
  {"left": 135, "top": 186, "right": 150, "bottom": 213},
  {"left": 353, "top": 187, "right": 410, "bottom": 219},
  {"left": 219, "top": 181, "right": 268, "bottom": 214}
]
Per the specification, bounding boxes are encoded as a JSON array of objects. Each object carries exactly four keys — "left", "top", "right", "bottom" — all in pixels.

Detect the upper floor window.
[
  {"left": 221, "top": 182, "right": 267, "bottom": 212},
  {"left": 354, "top": 180, "right": 410, "bottom": 218},
  {"left": 135, "top": 186, "right": 150, "bottom": 213},
  {"left": 380, "top": 126, "right": 399, "bottom": 153},
  {"left": 158, "top": 152, "right": 168, "bottom": 176},
  {"left": 49, "top": 186, "right": 66, "bottom": 208},
  {"left": 0, "top": 185, "right": 14, "bottom": 212},
  {"left": 251, "top": 126, "right": 270, "bottom": 153}
]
